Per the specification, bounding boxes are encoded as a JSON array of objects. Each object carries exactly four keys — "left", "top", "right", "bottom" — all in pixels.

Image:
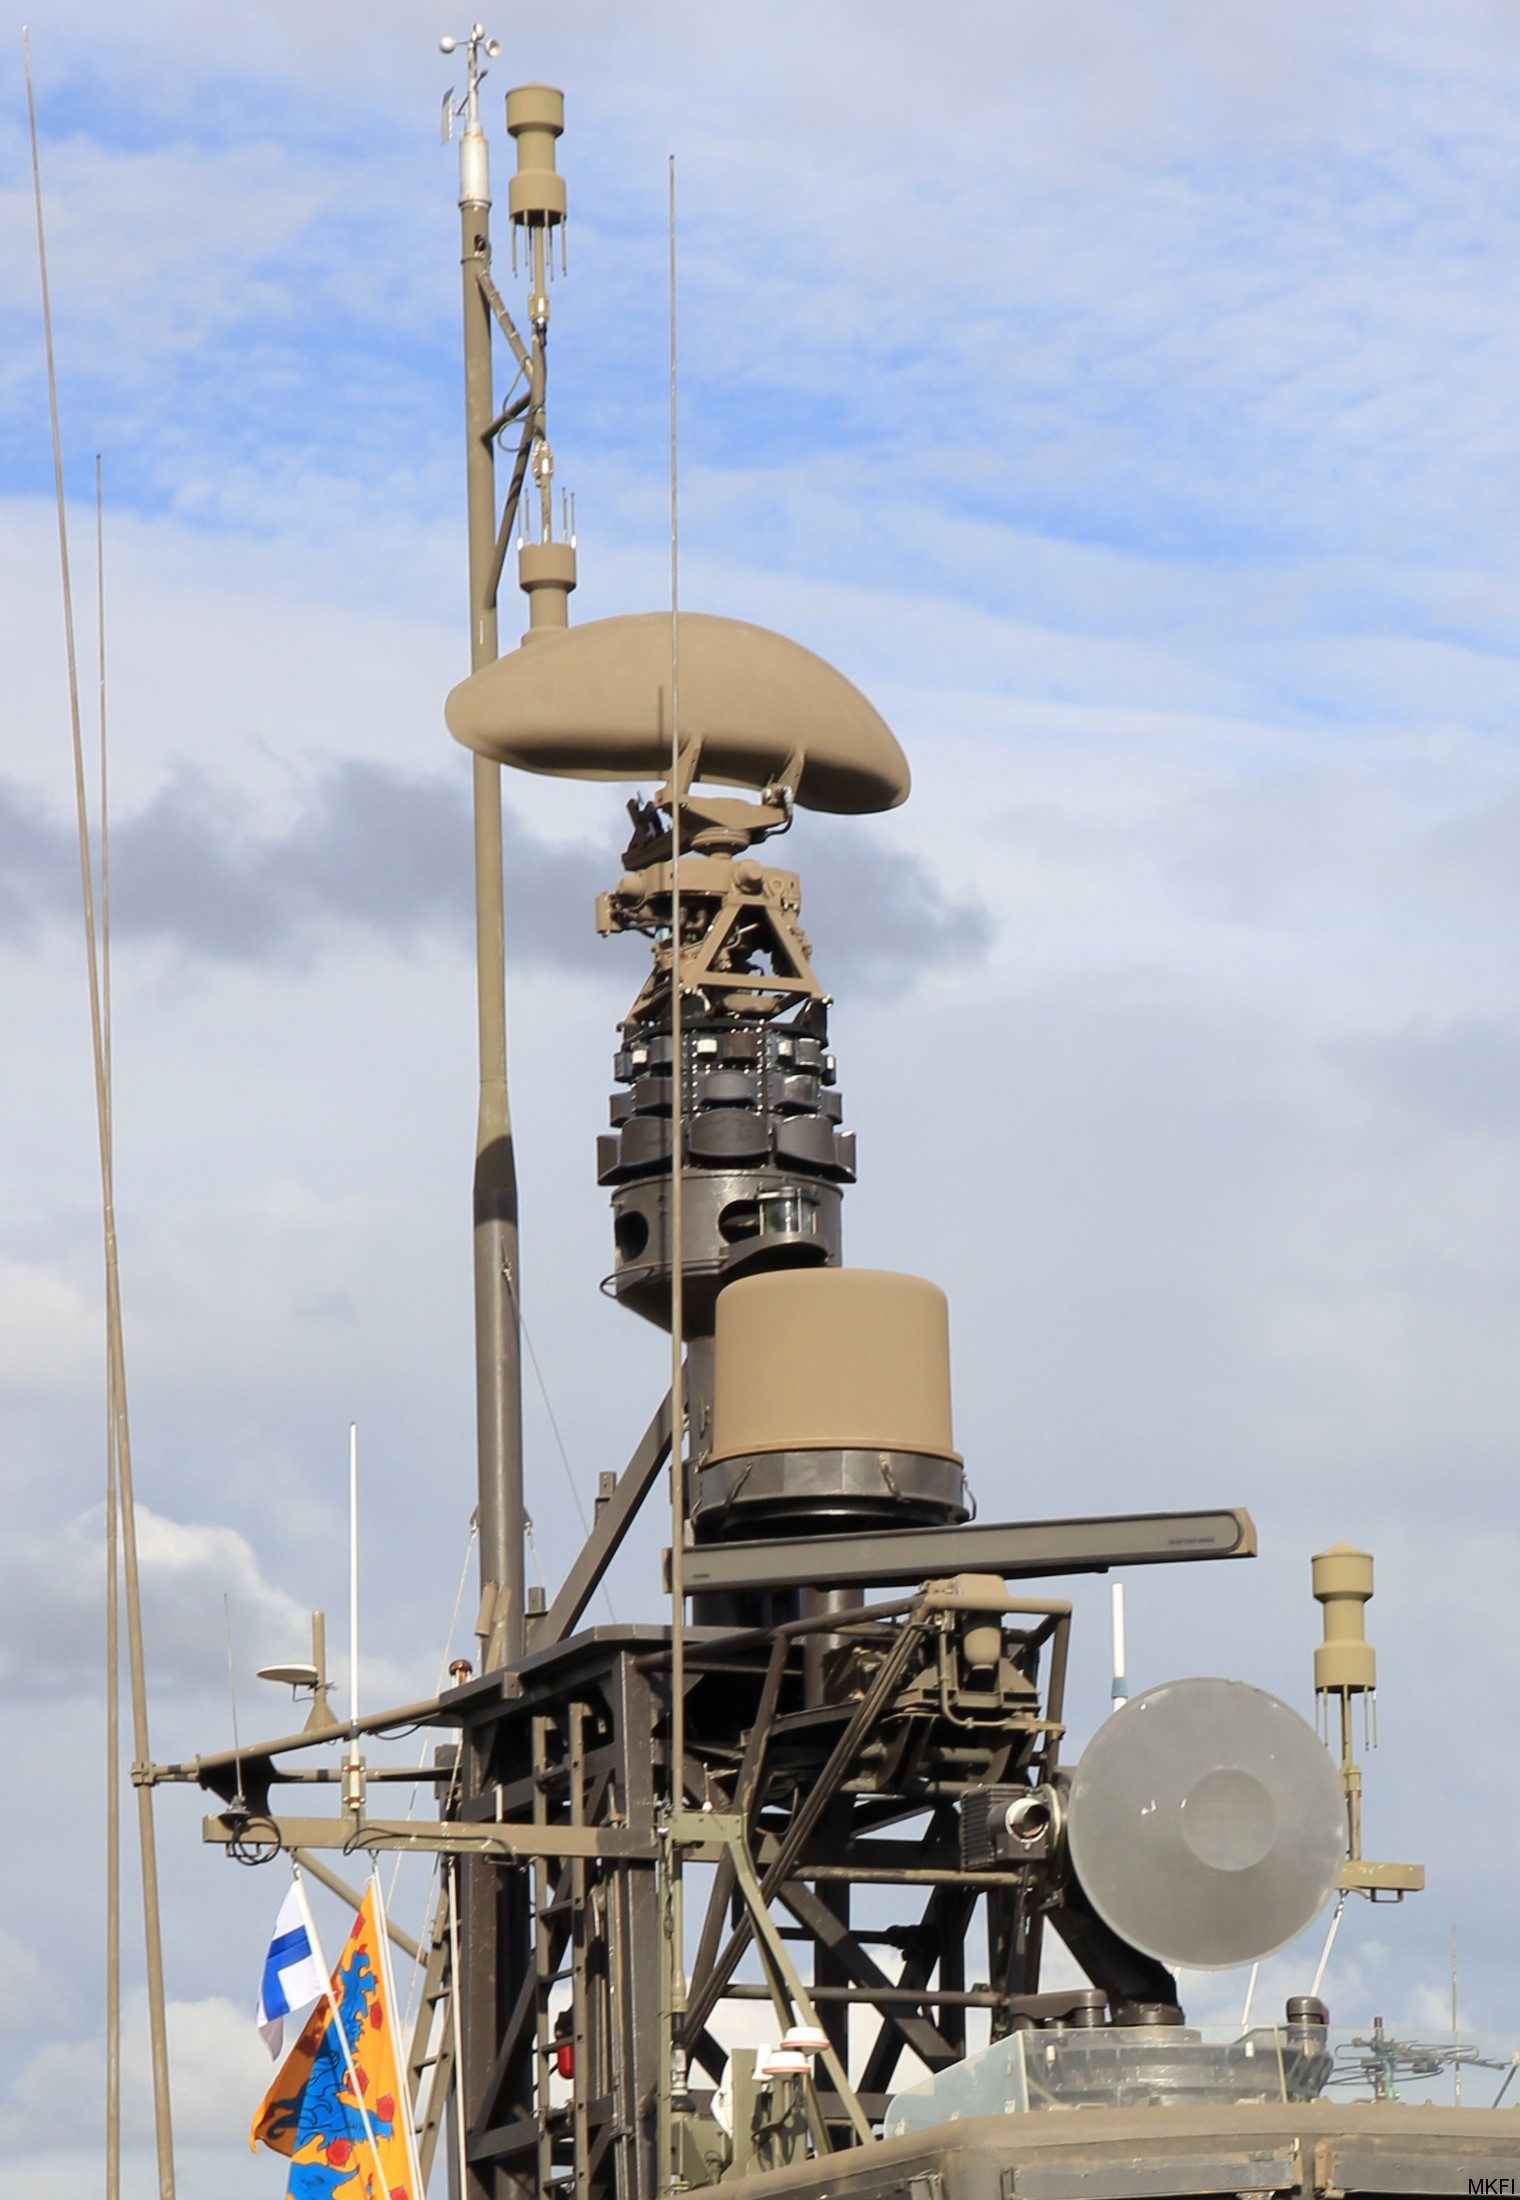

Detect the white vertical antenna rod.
[
  {"left": 349, "top": 1422, "right": 360, "bottom": 1727},
  {"left": 1110, "top": 1580, "right": 1129, "bottom": 1704}
]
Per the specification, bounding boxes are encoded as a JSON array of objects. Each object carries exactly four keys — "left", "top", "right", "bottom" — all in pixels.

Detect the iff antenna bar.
[{"left": 671, "top": 1506, "right": 1258, "bottom": 1598}]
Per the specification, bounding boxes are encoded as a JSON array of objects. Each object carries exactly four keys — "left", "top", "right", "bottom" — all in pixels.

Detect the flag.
[
  {"left": 257, "top": 1881, "right": 326, "bottom": 2058},
  {"left": 251, "top": 1880, "right": 421, "bottom": 2200}
]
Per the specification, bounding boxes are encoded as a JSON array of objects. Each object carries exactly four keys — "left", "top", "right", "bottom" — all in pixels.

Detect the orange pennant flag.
[{"left": 251, "top": 1879, "right": 420, "bottom": 2200}]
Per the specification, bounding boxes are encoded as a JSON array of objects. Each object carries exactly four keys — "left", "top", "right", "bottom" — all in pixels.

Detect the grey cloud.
[
  {"left": 790, "top": 818, "right": 994, "bottom": 989},
  {"left": 0, "top": 760, "right": 988, "bottom": 988},
  {"left": 0, "top": 760, "right": 605, "bottom": 969},
  {"left": 1329, "top": 1014, "right": 1520, "bottom": 1140}
]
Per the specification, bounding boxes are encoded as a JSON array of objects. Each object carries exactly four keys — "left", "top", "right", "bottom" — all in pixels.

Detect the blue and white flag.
[{"left": 255, "top": 1880, "right": 326, "bottom": 2058}]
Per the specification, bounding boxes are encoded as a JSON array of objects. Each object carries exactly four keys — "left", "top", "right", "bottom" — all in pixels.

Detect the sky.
[{"left": 3, "top": 2, "right": 1520, "bottom": 2191}]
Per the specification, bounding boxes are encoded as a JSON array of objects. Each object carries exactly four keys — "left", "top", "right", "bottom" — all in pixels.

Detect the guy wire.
[{"left": 25, "top": 34, "right": 177, "bottom": 2195}]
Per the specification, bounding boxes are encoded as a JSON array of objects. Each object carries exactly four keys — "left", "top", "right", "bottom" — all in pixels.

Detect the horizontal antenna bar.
[{"left": 672, "top": 1506, "right": 1256, "bottom": 1597}]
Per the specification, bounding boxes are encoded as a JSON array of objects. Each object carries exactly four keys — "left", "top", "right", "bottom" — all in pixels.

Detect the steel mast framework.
[{"left": 157, "top": 56, "right": 1266, "bottom": 2200}]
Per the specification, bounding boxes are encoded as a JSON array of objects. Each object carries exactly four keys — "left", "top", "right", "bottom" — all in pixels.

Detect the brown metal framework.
[{"left": 174, "top": 1480, "right": 1253, "bottom": 2200}]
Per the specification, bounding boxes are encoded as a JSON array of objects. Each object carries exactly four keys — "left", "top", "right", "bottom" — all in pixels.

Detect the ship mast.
[
  {"left": 168, "top": 55, "right": 1308, "bottom": 2200},
  {"left": 446, "top": 21, "right": 572, "bottom": 1673}
]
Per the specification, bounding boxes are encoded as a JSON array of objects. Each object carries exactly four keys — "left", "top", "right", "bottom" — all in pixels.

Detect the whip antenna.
[
  {"left": 24, "top": 32, "right": 177, "bottom": 2196},
  {"left": 664, "top": 144, "right": 692, "bottom": 2171},
  {"left": 98, "top": 448, "right": 121, "bottom": 2200}
]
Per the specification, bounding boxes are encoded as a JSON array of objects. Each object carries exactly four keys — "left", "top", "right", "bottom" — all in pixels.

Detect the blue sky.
[{"left": 4, "top": 4, "right": 1520, "bottom": 2192}]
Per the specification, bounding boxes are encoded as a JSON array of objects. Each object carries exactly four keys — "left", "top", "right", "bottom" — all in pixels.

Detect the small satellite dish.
[
  {"left": 258, "top": 1662, "right": 320, "bottom": 1691},
  {"left": 1066, "top": 1676, "right": 1345, "bottom": 1971}
]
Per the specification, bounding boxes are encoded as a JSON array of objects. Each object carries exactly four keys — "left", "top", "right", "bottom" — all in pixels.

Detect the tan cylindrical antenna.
[
  {"left": 1312, "top": 1542, "right": 1375, "bottom": 1861},
  {"left": 518, "top": 539, "right": 577, "bottom": 629},
  {"left": 507, "top": 83, "right": 576, "bottom": 617},
  {"left": 1310, "top": 1542, "right": 1424, "bottom": 1903},
  {"left": 1312, "top": 1543, "right": 1376, "bottom": 1698},
  {"left": 505, "top": 83, "right": 566, "bottom": 231}
]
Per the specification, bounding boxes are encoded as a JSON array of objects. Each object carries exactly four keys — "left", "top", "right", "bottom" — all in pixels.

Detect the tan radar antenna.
[{"left": 1312, "top": 1544, "right": 1424, "bottom": 1900}]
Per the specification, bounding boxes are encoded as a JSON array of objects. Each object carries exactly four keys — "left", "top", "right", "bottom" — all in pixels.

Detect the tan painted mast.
[{"left": 448, "top": 22, "right": 524, "bottom": 1671}]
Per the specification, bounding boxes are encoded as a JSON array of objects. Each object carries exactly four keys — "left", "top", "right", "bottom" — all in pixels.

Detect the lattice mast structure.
[{"left": 168, "top": 55, "right": 1328, "bottom": 2200}]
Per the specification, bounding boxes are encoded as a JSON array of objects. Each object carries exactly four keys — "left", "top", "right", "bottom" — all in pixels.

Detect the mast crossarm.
[
  {"left": 155, "top": 1676, "right": 508, "bottom": 1791},
  {"left": 201, "top": 1812, "right": 658, "bottom": 1862}
]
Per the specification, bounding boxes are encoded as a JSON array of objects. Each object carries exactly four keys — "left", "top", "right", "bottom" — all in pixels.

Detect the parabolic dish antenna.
[{"left": 1066, "top": 1676, "right": 1346, "bottom": 1972}]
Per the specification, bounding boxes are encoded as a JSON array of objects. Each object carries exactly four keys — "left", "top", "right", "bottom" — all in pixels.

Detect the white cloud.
[
  {"left": 0, "top": 1505, "right": 309, "bottom": 1704},
  {"left": 0, "top": 1258, "right": 100, "bottom": 1391},
  {"left": 0, "top": 1929, "right": 50, "bottom": 2037},
  {"left": 0, "top": 1988, "right": 271, "bottom": 2158}
]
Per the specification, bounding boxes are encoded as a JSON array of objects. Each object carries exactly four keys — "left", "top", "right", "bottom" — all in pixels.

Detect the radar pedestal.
[{"left": 447, "top": 603, "right": 912, "bottom": 1376}]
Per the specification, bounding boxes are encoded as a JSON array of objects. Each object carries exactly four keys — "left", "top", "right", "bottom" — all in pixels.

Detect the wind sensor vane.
[{"left": 440, "top": 23, "right": 500, "bottom": 147}]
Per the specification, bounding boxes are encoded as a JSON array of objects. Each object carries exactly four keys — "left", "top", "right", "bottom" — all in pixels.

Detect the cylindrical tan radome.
[
  {"left": 519, "top": 540, "right": 577, "bottom": 628},
  {"left": 1312, "top": 1542, "right": 1376, "bottom": 1696},
  {"left": 710, "top": 1269, "right": 959, "bottom": 1464},
  {"left": 506, "top": 83, "right": 567, "bottom": 225}
]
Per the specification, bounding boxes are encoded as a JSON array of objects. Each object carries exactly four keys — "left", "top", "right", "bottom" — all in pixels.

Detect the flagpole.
[
  {"left": 291, "top": 1872, "right": 388, "bottom": 2192},
  {"left": 369, "top": 1870, "right": 425, "bottom": 2193}
]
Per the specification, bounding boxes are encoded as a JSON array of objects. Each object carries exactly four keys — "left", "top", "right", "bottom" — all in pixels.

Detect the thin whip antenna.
[
  {"left": 97, "top": 454, "right": 111, "bottom": 1122},
  {"left": 98, "top": 450, "right": 121, "bottom": 2200},
  {"left": 223, "top": 1594, "right": 246, "bottom": 1812},
  {"left": 667, "top": 151, "right": 685, "bottom": 1800},
  {"left": 24, "top": 34, "right": 177, "bottom": 2195},
  {"left": 665, "top": 144, "right": 690, "bottom": 2145},
  {"left": 349, "top": 1423, "right": 361, "bottom": 1727}
]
